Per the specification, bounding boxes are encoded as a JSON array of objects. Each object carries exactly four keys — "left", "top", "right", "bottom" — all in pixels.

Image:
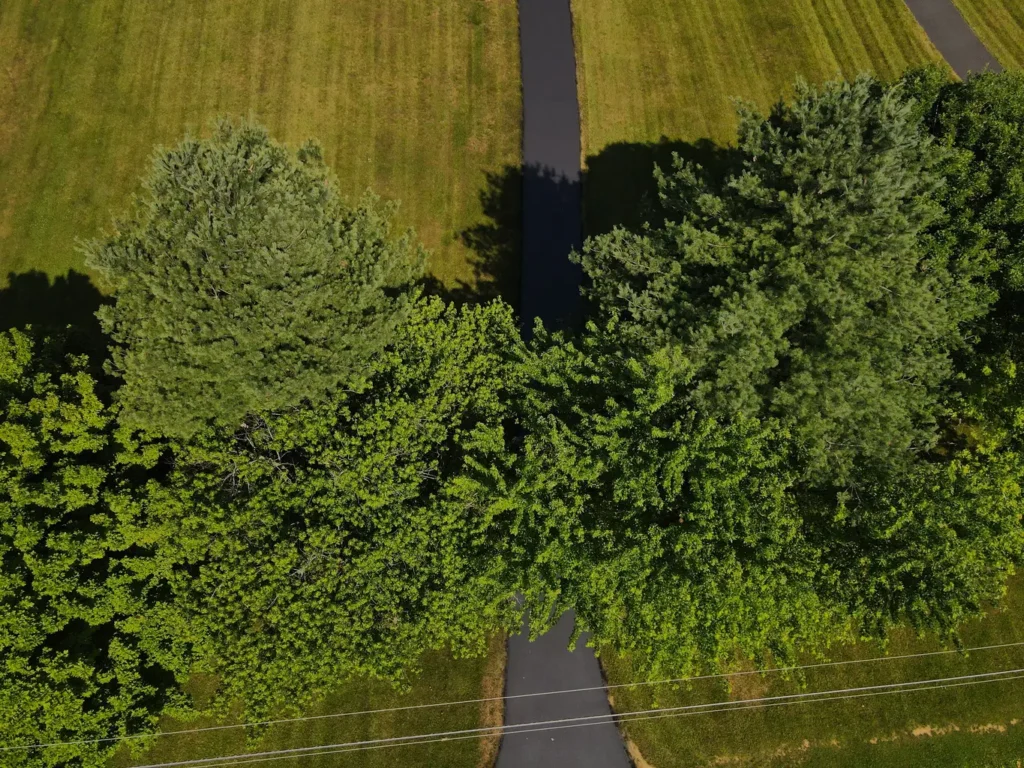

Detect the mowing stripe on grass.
[
  {"left": 0, "top": 0, "right": 521, "bottom": 294},
  {"left": 951, "top": 0, "right": 1024, "bottom": 69}
]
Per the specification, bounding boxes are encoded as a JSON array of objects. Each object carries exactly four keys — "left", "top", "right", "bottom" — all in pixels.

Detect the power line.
[
  {"left": 198, "top": 672, "right": 1024, "bottom": 768},
  {"left": 6, "top": 639, "right": 1023, "bottom": 753},
  {"left": 125, "top": 666, "right": 1024, "bottom": 768}
]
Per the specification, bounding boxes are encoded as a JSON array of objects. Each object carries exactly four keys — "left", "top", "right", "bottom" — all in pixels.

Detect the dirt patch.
[
  {"left": 911, "top": 724, "right": 960, "bottom": 738},
  {"left": 477, "top": 633, "right": 507, "bottom": 768},
  {"left": 710, "top": 736, "right": 826, "bottom": 765},
  {"left": 727, "top": 667, "right": 771, "bottom": 702},
  {"left": 870, "top": 718, "right": 1019, "bottom": 745},
  {"left": 969, "top": 723, "right": 1008, "bottom": 734},
  {"left": 626, "top": 737, "right": 657, "bottom": 768}
]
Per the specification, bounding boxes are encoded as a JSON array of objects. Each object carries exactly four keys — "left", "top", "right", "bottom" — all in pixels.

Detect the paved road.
[
  {"left": 518, "top": 0, "right": 583, "bottom": 331},
  {"left": 497, "top": 613, "right": 630, "bottom": 767},
  {"left": 903, "top": 0, "right": 1001, "bottom": 78},
  {"left": 498, "top": 0, "right": 630, "bottom": 766}
]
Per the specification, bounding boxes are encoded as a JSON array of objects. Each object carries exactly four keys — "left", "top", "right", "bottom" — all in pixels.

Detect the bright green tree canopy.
[
  {"left": 0, "top": 329, "right": 177, "bottom": 767},
  {"left": 140, "top": 298, "right": 525, "bottom": 718},
  {"left": 502, "top": 325, "right": 839, "bottom": 677}
]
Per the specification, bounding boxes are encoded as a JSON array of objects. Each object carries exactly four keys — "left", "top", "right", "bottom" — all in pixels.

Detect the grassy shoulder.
[
  {"left": 603, "top": 579, "right": 1024, "bottom": 767},
  {"left": 952, "top": 0, "right": 1024, "bottom": 69},
  {"left": 112, "top": 636, "right": 506, "bottom": 768},
  {"left": 0, "top": 0, "right": 520, "bottom": 295},
  {"left": 571, "top": 0, "right": 945, "bottom": 154}
]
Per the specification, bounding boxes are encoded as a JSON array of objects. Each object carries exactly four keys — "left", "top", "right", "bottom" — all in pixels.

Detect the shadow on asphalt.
[
  {"left": 440, "top": 139, "right": 743, "bottom": 331},
  {"left": 447, "top": 141, "right": 745, "bottom": 326},
  {"left": 519, "top": 164, "right": 582, "bottom": 332},
  {"left": 440, "top": 164, "right": 583, "bottom": 333},
  {"left": 582, "top": 137, "right": 743, "bottom": 236}
]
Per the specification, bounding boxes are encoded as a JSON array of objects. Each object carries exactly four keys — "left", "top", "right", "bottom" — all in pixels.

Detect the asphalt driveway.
[
  {"left": 903, "top": 0, "right": 1001, "bottom": 77},
  {"left": 500, "top": 0, "right": 630, "bottom": 765}
]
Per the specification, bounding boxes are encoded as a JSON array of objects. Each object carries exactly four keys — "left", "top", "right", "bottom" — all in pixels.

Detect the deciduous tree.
[
  {"left": 502, "top": 324, "right": 840, "bottom": 677},
  {"left": 0, "top": 329, "right": 176, "bottom": 767},
  {"left": 142, "top": 298, "right": 524, "bottom": 718}
]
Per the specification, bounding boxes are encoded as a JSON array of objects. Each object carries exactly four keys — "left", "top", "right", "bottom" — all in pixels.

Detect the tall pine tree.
[
  {"left": 578, "top": 76, "right": 974, "bottom": 485},
  {"left": 88, "top": 122, "right": 423, "bottom": 438}
]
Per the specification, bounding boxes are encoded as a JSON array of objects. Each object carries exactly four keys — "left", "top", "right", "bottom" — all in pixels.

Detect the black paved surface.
[
  {"left": 518, "top": 0, "right": 583, "bottom": 330},
  {"left": 903, "top": 0, "right": 1002, "bottom": 78},
  {"left": 497, "top": 0, "right": 630, "bottom": 766},
  {"left": 497, "top": 613, "right": 630, "bottom": 768}
]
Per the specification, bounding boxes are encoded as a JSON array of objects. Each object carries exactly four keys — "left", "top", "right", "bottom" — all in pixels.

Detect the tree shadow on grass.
[
  {"left": 422, "top": 167, "right": 523, "bottom": 309},
  {"left": 442, "top": 164, "right": 583, "bottom": 330},
  {"left": 0, "top": 269, "right": 110, "bottom": 360},
  {"left": 582, "top": 137, "right": 743, "bottom": 237},
  {"left": 460, "top": 166, "right": 523, "bottom": 308}
]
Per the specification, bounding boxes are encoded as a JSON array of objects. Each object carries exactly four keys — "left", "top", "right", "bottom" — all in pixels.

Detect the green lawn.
[
  {"left": 0, "top": 0, "right": 521, "bottom": 296},
  {"left": 953, "top": 0, "right": 1024, "bottom": 69},
  {"left": 571, "top": 0, "right": 946, "bottom": 153},
  {"left": 112, "top": 638, "right": 505, "bottom": 768},
  {"left": 603, "top": 579, "right": 1024, "bottom": 767}
]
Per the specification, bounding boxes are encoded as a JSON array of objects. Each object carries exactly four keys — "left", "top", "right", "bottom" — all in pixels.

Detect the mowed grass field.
[
  {"left": 604, "top": 580, "right": 1024, "bottom": 768},
  {"left": 953, "top": 0, "right": 1024, "bottom": 69},
  {"left": 0, "top": 0, "right": 521, "bottom": 294},
  {"left": 571, "top": 0, "right": 946, "bottom": 154},
  {"left": 112, "top": 639, "right": 506, "bottom": 768}
]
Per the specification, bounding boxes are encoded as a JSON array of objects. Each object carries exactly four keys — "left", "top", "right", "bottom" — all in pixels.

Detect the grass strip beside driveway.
[{"left": 952, "top": 0, "right": 1024, "bottom": 68}]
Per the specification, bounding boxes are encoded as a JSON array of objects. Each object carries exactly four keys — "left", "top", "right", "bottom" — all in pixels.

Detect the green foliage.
[
  {"left": 502, "top": 324, "right": 841, "bottom": 677},
  {"left": 818, "top": 450, "right": 1024, "bottom": 639},
  {"left": 906, "top": 69, "right": 1024, "bottom": 454},
  {"left": 0, "top": 329, "right": 177, "bottom": 767},
  {"left": 912, "top": 68, "right": 1024, "bottom": 299},
  {"left": 505, "top": 321, "right": 1023, "bottom": 678},
  {"left": 530, "top": 75, "right": 1024, "bottom": 678},
  {"left": 6, "top": 73, "right": 1024, "bottom": 758},
  {"left": 87, "top": 121, "right": 423, "bottom": 438},
  {"left": 578, "top": 76, "right": 976, "bottom": 485},
  {"left": 141, "top": 298, "right": 523, "bottom": 718}
]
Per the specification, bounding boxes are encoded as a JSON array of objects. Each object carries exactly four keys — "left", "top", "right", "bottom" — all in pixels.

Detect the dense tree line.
[
  {"left": 544, "top": 73, "right": 1024, "bottom": 676},
  {"left": 2, "top": 72, "right": 1024, "bottom": 765}
]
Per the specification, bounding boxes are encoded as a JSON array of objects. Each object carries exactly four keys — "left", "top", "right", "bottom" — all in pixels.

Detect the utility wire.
[
  {"left": 125, "top": 666, "right": 1024, "bottom": 768},
  {"left": 6, "top": 639, "right": 1023, "bottom": 753},
  {"left": 197, "top": 672, "right": 1024, "bottom": 768}
]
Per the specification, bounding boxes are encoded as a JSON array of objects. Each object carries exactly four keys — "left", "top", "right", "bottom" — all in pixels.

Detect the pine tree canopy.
[
  {"left": 87, "top": 122, "right": 423, "bottom": 438},
  {"left": 578, "top": 76, "right": 982, "bottom": 485}
]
